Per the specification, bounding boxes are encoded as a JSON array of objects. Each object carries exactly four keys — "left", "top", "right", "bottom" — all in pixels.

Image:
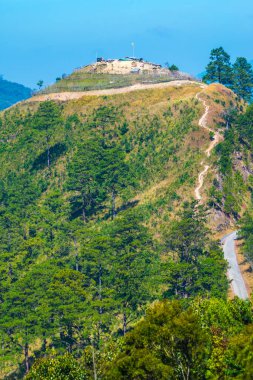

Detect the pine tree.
[
  {"left": 106, "top": 211, "right": 157, "bottom": 334},
  {"left": 163, "top": 203, "right": 228, "bottom": 299},
  {"left": 32, "top": 101, "right": 62, "bottom": 168},
  {"left": 101, "top": 143, "right": 131, "bottom": 219},
  {"left": 203, "top": 47, "right": 233, "bottom": 85},
  {"left": 232, "top": 57, "right": 253, "bottom": 102},
  {"left": 67, "top": 139, "right": 106, "bottom": 222},
  {"left": 1, "top": 265, "right": 56, "bottom": 373}
]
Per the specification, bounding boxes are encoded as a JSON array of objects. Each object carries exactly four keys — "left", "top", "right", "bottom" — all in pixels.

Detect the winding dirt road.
[
  {"left": 194, "top": 93, "right": 223, "bottom": 200},
  {"left": 195, "top": 95, "right": 248, "bottom": 299},
  {"left": 195, "top": 164, "right": 210, "bottom": 200}
]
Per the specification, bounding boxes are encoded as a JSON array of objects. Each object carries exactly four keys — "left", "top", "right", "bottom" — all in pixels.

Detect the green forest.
[
  {"left": 1, "top": 48, "right": 253, "bottom": 379},
  {"left": 203, "top": 47, "right": 253, "bottom": 102}
]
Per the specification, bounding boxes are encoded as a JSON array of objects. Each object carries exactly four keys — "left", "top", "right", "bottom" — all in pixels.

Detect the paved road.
[{"left": 221, "top": 231, "right": 248, "bottom": 300}]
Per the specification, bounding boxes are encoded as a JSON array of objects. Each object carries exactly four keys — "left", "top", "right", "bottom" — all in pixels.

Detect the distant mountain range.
[{"left": 0, "top": 76, "right": 32, "bottom": 110}]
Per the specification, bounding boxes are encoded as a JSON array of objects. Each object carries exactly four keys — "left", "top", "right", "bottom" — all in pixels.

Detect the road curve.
[{"left": 221, "top": 231, "right": 248, "bottom": 300}]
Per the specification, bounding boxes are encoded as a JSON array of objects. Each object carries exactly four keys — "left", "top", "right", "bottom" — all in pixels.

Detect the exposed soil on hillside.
[
  {"left": 194, "top": 92, "right": 223, "bottom": 201},
  {"left": 27, "top": 80, "right": 204, "bottom": 103}
]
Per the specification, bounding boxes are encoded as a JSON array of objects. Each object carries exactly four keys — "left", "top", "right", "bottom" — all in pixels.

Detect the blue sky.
[{"left": 1, "top": 0, "right": 253, "bottom": 87}]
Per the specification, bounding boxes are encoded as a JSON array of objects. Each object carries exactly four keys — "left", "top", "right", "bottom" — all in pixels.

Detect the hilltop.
[
  {"left": 0, "top": 77, "right": 32, "bottom": 110},
  {"left": 40, "top": 57, "right": 194, "bottom": 94},
  {"left": 79, "top": 57, "right": 185, "bottom": 76}
]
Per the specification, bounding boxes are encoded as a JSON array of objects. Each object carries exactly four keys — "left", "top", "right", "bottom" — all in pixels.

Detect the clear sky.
[{"left": 1, "top": 0, "right": 253, "bottom": 88}]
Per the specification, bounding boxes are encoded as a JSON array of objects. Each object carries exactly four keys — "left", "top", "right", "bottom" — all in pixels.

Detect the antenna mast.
[{"left": 131, "top": 42, "right": 135, "bottom": 58}]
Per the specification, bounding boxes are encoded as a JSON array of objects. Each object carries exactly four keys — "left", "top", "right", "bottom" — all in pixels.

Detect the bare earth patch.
[{"left": 26, "top": 80, "right": 204, "bottom": 103}]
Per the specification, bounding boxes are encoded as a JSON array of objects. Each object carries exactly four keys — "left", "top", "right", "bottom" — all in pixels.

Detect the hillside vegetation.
[
  {"left": 41, "top": 59, "right": 193, "bottom": 94},
  {"left": 1, "top": 79, "right": 253, "bottom": 379},
  {"left": 42, "top": 72, "right": 179, "bottom": 93}
]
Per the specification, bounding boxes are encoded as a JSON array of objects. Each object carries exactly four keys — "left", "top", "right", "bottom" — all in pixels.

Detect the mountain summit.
[{"left": 40, "top": 57, "right": 194, "bottom": 94}]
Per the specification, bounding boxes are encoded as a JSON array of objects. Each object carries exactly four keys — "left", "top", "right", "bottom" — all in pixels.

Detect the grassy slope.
[
  {"left": 42, "top": 72, "right": 191, "bottom": 93},
  {"left": 0, "top": 83, "right": 239, "bottom": 237}
]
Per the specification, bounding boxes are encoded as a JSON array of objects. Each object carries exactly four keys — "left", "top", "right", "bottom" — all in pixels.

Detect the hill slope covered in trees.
[{"left": 1, "top": 77, "right": 253, "bottom": 379}]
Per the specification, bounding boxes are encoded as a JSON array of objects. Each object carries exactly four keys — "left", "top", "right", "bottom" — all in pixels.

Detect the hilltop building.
[{"left": 88, "top": 57, "right": 164, "bottom": 75}]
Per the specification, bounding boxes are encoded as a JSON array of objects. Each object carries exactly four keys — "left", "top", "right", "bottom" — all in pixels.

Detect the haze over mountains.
[{"left": 0, "top": 76, "right": 32, "bottom": 110}]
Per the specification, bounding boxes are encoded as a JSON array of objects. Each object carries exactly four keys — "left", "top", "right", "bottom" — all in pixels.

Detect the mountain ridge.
[{"left": 0, "top": 77, "right": 32, "bottom": 110}]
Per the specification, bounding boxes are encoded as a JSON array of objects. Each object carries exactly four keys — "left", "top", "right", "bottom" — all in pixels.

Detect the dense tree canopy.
[
  {"left": 0, "top": 82, "right": 252, "bottom": 379},
  {"left": 164, "top": 203, "right": 228, "bottom": 299},
  {"left": 232, "top": 57, "right": 253, "bottom": 102},
  {"left": 204, "top": 47, "right": 253, "bottom": 101},
  {"left": 106, "top": 298, "right": 253, "bottom": 380}
]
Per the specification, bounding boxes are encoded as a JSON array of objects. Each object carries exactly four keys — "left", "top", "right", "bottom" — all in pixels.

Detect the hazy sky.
[{"left": 1, "top": 0, "right": 253, "bottom": 87}]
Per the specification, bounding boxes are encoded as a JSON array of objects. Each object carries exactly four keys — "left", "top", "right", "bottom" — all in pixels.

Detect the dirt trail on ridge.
[
  {"left": 194, "top": 92, "right": 223, "bottom": 200},
  {"left": 26, "top": 80, "right": 203, "bottom": 103}
]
